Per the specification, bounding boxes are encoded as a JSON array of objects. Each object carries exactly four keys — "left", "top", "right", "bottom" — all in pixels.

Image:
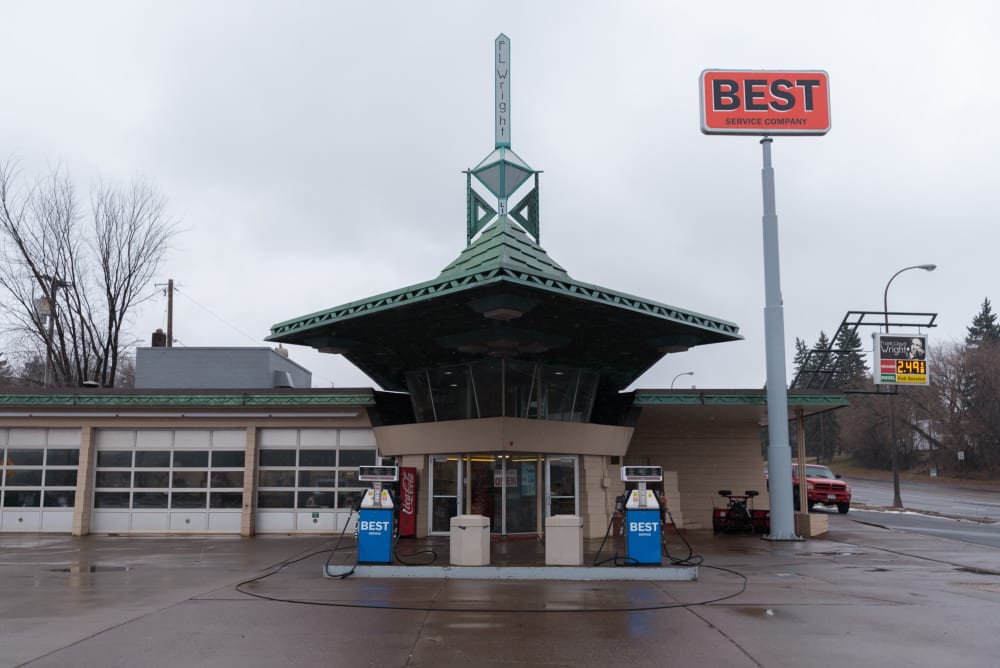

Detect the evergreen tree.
[
  {"left": 966, "top": 298, "right": 1000, "bottom": 346},
  {"left": 831, "top": 328, "right": 869, "bottom": 387},
  {"left": 794, "top": 331, "right": 832, "bottom": 389},
  {"left": 791, "top": 337, "right": 810, "bottom": 388}
]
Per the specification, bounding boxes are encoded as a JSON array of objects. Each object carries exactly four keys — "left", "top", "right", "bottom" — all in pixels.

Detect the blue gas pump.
[
  {"left": 621, "top": 466, "right": 664, "bottom": 565},
  {"left": 357, "top": 466, "right": 399, "bottom": 564}
]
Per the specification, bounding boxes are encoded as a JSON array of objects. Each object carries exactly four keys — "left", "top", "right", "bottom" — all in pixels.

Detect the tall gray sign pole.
[
  {"left": 699, "top": 69, "right": 830, "bottom": 541},
  {"left": 760, "top": 137, "right": 797, "bottom": 540}
]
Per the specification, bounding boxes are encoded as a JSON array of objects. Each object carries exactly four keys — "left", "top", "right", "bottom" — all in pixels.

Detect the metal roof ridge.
[{"left": 439, "top": 216, "right": 569, "bottom": 279}]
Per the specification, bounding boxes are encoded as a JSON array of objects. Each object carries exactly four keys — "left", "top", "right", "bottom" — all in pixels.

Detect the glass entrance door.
[
  {"left": 546, "top": 456, "right": 578, "bottom": 517},
  {"left": 505, "top": 456, "right": 538, "bottom": 534},
  {"left": 430, "top": 456, "right": 462, "bottom": 534},
  {"left": 430, "top": 453, "right": 542, "bottom": 534}
]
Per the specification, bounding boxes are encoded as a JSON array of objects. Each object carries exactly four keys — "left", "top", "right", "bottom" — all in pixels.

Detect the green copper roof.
[
  {"left": 269, "top": 215, "right": 742, "bottom": 392},
  {"left": 633, "top": 390, "right": 849, "bottom": 409},
  {"left": 440, "top": 217, "right": 568, "bottom": 278},
  {"left": 269, "top": 218, "right": 740, "bottom": 343},
  {"left": 0, "top": 391, "right": 376, "bottom": 409}
]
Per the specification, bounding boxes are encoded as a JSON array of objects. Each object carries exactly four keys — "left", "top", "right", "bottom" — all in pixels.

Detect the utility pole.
[
  {"left": 167, "top": 278, "right": 174, "bottom": 347},
  {"left": 39, "top": 274, "right": 71, "bottom": 388},
  {"left": 156, "top": 278, "right": 175, "bottom": 347}
]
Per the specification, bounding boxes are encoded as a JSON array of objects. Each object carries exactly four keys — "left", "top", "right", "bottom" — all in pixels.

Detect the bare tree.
[{"left": 0, "top": 161, "right": 176, "bottom": 387}]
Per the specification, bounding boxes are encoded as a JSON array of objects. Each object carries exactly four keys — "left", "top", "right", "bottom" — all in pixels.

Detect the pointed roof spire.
[{"left": 469, "top": 34, "right": 541, "bottom": 244}]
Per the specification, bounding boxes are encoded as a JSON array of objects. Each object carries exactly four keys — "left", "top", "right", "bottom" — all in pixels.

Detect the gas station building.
[
  {"left": 0, "top": 37, "right": 847, "bottom": 541},
  {"left": 0, "top": 218, "right": 844, "bottom": 538}
]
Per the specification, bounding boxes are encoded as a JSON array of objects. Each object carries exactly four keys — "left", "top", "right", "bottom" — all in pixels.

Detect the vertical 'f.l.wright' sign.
[{"left": 495, "top": 34, "right": 510, "bottom": 148}]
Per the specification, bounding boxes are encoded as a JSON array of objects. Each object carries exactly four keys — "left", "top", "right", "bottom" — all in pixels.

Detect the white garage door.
[
  {"left": 91, "top": 429, "right": 245, "bottom": 534},
  {"left": 1, "top": 428, "right": 80, "bottom": 533},
  {"left": 255, "top": 428, "right": 377, "bottom": 533}
]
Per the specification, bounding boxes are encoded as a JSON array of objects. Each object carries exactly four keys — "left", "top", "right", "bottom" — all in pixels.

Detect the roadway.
[
  {"left": 847, "top": 476, "right": 1000, "bottom": 521},
  {"left": 823, "top": 475, "right": 1000, "bottom": 549}
]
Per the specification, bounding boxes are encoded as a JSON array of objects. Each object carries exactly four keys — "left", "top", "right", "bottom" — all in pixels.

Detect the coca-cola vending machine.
[{"left": 398, "top": 467, "right": 418, "bottom": 538}]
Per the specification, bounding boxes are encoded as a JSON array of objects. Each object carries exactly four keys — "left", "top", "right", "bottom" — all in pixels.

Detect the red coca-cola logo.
[{"left": 401, "top": 469, "right": 416, "bottom": 516}]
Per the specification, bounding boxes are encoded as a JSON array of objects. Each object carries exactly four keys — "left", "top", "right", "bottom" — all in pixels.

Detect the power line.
[{"left": 171, "top": 286, "right": 263, "bottom": 346}]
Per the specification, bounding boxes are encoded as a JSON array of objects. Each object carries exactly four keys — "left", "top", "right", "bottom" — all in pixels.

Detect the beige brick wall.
[{"left": 626, "top": 410, "right": 770, "bottom": 530}]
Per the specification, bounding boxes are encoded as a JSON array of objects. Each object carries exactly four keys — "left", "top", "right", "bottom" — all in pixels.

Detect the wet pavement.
[{"left": 2, "top": 516, "right": 999, "bottom": 667}]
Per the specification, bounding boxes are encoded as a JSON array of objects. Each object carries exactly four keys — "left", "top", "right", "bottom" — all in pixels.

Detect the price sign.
[
  {"left": 620, "top": 466, "right": 663, "bottom": 482},
  {"left": 358, "top": 466, "right": 399, "bottom": 482},
  {"left": 874, "top": 334, "right": 928, "bottom": 385}
]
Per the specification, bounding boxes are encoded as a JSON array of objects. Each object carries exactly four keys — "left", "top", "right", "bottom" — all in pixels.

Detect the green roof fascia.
[
  {"left": 268, "top": 266, "right": 742, "bottom": 342},
  {"left": 632, "top": 391, "right": 849, "bottom": 408},
  {"left": 0, "top": 393, "right": 376, "bottom": 408}
]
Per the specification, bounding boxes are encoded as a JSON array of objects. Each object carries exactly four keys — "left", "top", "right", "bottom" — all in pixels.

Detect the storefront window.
[{"left": 406, "top": 360, "right": 599, "bottom": 424}]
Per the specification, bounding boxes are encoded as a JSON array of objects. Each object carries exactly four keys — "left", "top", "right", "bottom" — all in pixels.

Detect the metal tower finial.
[
  {"left": 495, "top": 33, "right": 510, "bottom": 149},
  {"left": 467, "top": 34, "right": 541, "bottom": 245}
]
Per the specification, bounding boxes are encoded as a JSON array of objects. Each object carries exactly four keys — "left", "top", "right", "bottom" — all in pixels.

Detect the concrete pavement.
[{"left": 2, "top": 515, "right": 999, "bottom": 667}]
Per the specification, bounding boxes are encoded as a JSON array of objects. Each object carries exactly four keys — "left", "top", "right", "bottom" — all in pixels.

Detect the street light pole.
[
  {"left": 670, "top": 371, "right": 694, "bottom": 389},
  {"left": 883, "top": 263, "right": 936, "bottom": 508}
]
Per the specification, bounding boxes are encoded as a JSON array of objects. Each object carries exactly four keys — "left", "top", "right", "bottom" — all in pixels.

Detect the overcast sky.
[{"left": 2, "top": 2, "right": 996, "bottom": 391}]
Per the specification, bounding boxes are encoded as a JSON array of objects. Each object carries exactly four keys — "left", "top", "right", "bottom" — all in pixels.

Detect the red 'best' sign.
[{"left": 700, "top": 70, "right": 831, "bottom": 136}]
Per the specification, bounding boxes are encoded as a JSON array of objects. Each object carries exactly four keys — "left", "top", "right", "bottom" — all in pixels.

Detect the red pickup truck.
[{"left": 793, "top": 464, "right": 851, "bottom": 514}]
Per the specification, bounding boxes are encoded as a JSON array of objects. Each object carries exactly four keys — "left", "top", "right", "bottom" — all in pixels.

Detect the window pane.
[
  {"left": 135, "top": 471, "right": 170, "bottom": 488},
  {"left": 574, "top": 371, "right": 599, "bottom": 423},
  {"left": 298, "top": 470, "right": 338, "bottom": 487},
  {"left": 299, "top": 450, "right": 337, "bottom": 467},
  {"left": 259, "top": 449, "right": 295, "bottom": 467},
  {"left": 3, "top": 490, "right": 41, "bottom": 507},
  {"left": 427, "top": 365, "right": 475, "bottom": 421},
  {"left": 337, "top": 490, "right": 365, "bottom": 510},
  {"left": 7, "top": 449, "right": 44, "bottom": 466},
  {"left": 209, "top": 492, "right": 243, "bottom": 509},
  {"left": 257, "top": 491, "right": 294, "bottom": 508},
  {"left": 94, "top": 492, "right": 130, "bottom": 508},
  {"left": 134, "top": 492, "right": 169, "bottom": 508},
  {"left": 172, "top": 471, "right": 207, "bottom": 489},
  {"left": 470, "top": 360, "right": 503, "bottom": 418},
  {"left": 258, "top": 470, "right": 295, "bottom": 487},
  {"left": 44, "top": 470, "right": 78, "bottom": 487},
  {"left": 338, "top": 469, "right": 361, "bottom": 487},
  {"left": 97, "top": 451, "right": 132, "bottom": 467},
  {"left": 135, "top": 451, "right": 171, "bottom": 467},
  {"left": 405, "top": 371, "right": 436, "bottom": 422},
  {"left": 210, "top": 471, "right": 244, "bottom": 488},
  {"left": 211, "top": 451, "right": 244, "bottom": 468},
  {"left": 504, "top": 360, "right": 537, "bottom": 418},
  {"left": 299, "top": 491, "right": 336, "bottom": 508},
  {"left": 171, "top": 492, "right": 206, "bottom": 508},
  {"left": 46, "top": 449, "right": 80, "bottom": 466},
  {"left": 432, "top": 497, "right": 458, "bottom": 532},
  {"left": 173, "top": 451, "right": 208, "bottom": 468},
  {"left": 5, "top": 469, "right": 43, "bottom": 486},
  {"left": 96, "top": 471, "right": 132, "bottom": 488},
  {"left": 339, "top": 449, "right": 376, "bottom": 467},
  {"left": 44, "top": 490, "right": 75, "bottom": 507},
  {"left": 432, "top": 458, "right": 458, "bottom": 496},
  {"left": 94, "top": 492, "right": 129, "bottom": 508}
]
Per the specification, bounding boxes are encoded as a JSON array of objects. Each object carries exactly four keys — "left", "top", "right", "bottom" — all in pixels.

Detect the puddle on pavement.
[
  {"left": 735, "top": 607, "right": 777, "bottom": 618},
  {"left": 958, "top": 582, "right": 1000, "bottom": 593},
  {"left": 50, "top": 564, "right": 131, "bottom": 573},
  {"left": 956, "top": 566, "right": 1000, "bottom": 577}
]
